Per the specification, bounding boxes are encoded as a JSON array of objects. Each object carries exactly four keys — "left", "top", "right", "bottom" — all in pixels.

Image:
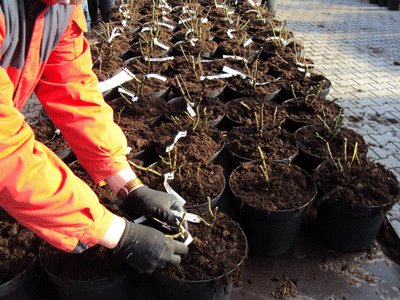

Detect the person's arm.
[
  {"left": 34, "top": 5, "right": 130, "bottom": 187},
  {"left": 0, "top": 5, "right": 117, "bottom": 253}
]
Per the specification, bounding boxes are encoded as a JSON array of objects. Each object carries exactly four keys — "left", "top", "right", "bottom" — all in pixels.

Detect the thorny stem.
[
  {"left": 291, "top": 84, "right": 299, "bottom": 106},
  {"left": 197, "top": 196, "right": 218, "bottom": 238},
  {"left": 117, "top": 107, "right": 125, "bottom": 125},
  {"left": 272, "top": 107, "right": 278, "bottom": 128},
  {"left": 268, "top": 115, "right": 288, "bottom": 142},
  {"left": 128, "top": 160, "right": 163, "bottom": 177},
  {"left": 258, "top": 146, "right": 269, "bottom": 186},
  {"left": 171, "top": 115, "right": 184, "bottom": 131},
  {"left": 254, "top": 111, "right": 260, "bottom": 135},
  {"left": 239, "top": 101, "right": 251, "bottom": 111}
]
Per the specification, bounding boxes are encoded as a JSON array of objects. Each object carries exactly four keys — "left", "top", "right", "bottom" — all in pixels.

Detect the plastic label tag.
[
  {"left": 172, "top": 211, "right": 201, "bottom": 223},
  {"left": 222, "top": 66, "right": 247, "bottom": 79},
  {"left": 186, "top": 103, "right": 196, "bottom": 117},
  {"left": 190, "top": 38, "right": 199, "bottom": 47},
  {"left": 107, "top": 27, "right": 123, "bottom": 43},
  {"left": 183, "top": 231, "right": 193, "bottom": 245},
  {"left": 164, "top": 173, "right": 186, "bottom": 205},
  {"left": 227, "top": 29, "right": 235, "bottom": 39},
  {"left": 153, "top": 38, "right": 170, "bottom": 51},
  {"left": 98, "top": 68, "right": 136, "bottom": 93},
  {"left": 155, "top": 21, "right": 175, "bottom": 29},
  {"left": 126, "top": 147, "right": 132, "bottom": 155},
  {"left": 222, "top": 55, "right": 248, "bottom": 62},
  {"left": 243, "top": 38, "right": 253, "bottom": 48},
  {"left": 145, "top": 56, "right": 175, "bottom": 62},
  {"left": 117, "top": 87, "right": 138, "bottom": 102},
  {"left": 179, "top": 17, "right": 192, "bottom": 24},
  {"left": 145, "top": 73, "right": 168, "bottom": 82},
  {"left": 166, "top": 131, "right": 187, "bottom": 153},
  {"left": 244, "top": 9, "right": 259, "bottom": 13},
  {"left": 199, "top": 73, "right": 233, "bottom": 80}
]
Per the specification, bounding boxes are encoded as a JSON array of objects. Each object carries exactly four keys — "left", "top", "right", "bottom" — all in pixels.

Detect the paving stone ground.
[
  {"left": 276, "top": 0, "right": 400, "bottom": 177},
  {"left": 276, "top": 0, "right": 400, "bottom": 238}
]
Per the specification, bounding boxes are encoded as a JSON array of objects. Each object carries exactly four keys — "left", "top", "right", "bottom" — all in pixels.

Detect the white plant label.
[
  {"left": 186, "top": 103, "right": 196, "bottom": 117},
  {"left": 190, "top": 38, "right": 199, "bottom": 47},
  {"left": 199, "top": 73, "right": 233, "bottom": 80},
  {"left": 98, "top": 68, "right": 136, "bottom": 93},
  {"left": 164, "top": 173, "right": 186, "bottom": 205},
  {"left": 172, "top": 211, "right": 201, "bottom": 223},
  {"left": 155, "top": 21, "right": 175, "bottom": 30},
  {"left": 145, "top": 56, "right": 175, "bottom": 62},
  {"left": 222, "top": 55, "right": 248, "bottom": 62},
  {"left": 126, "top": 147, "right": 132, "bottom": 155},
  {"left": 183, "top": 231, "right": 193, "bottom": 245},
  {"left": 222, "top": 66, "right": 247, "bottom": 79},
  {"left": 243, "top": 38, "right": 253, "bottom": 48},
  {"left": 153, "top": 38, "right": 170, "bottom": 51},
  {"left": 107, "top": 27, "right": 123, "bottom": 43},
  {"left": 185, "top": 29, "right": 193, "bottom": 39},
  {"left": 117, "top": 87, "right": 138, "bottom": 102},
  {"left": 145, "top": 73, "right": 168, "bottom": 82},
  {"left": 227, "top": 29, "right": 235, "bottom": 39},
  {"left": 166, "top": 131, "right": 187, "bottom": 153},
  {"left": 244, "top": 9, "right": 259, "bottom": 13}
]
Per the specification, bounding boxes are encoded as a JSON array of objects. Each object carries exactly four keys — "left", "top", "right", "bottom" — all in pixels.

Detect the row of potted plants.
[{"left": 2, "top": 0, "right": 400, "bottom": 299}]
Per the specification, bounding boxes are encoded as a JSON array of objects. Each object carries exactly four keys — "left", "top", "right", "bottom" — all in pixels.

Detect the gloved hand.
[
  {"left": 120, "top": 185, "right": 187, "bottom": 228},
  {"left": 113, "top": 220, "right": 188, "bottom": 273}
]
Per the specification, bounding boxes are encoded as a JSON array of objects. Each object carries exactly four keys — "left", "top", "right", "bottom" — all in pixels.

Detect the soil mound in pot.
[
  {"left": 225, "top": 124, "right": 297, "bottom": 162},
  {"left": 0, "top": 208, "right": 39, "bottom": 285},
  {"left": 230, "top": 161, "right": 315, "bottom": 212},
  {"left": 160, "top": 207, "right": 247, "bottom": 282},
  {"left": 134, "top": 160, "right": 226, "bottom": 208},
  {"left": 313, "top": 159, "right": 400, "bottom": 212}
]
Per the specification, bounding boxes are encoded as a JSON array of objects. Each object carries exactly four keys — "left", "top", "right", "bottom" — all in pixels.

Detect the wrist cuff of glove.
[{"left": 117, "top": 178, "right": 144, "bottom": 200}]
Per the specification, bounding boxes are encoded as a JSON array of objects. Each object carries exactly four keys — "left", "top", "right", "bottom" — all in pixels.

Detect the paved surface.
[{"left": 276, "top": 0, "right": 400, "bottom": 178}]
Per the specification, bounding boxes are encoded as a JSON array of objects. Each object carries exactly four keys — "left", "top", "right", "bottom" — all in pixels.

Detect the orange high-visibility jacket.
[{"left": 0, "top": 0, "right": 130, "bottom": 252}]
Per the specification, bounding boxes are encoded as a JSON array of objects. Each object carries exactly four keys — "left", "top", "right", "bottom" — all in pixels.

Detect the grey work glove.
[
  {"left": 120, "top": 185, "right": 187, "bottom": 229},
  {"left": 113, "top": 220, "right": 188, "bottom": 273}
]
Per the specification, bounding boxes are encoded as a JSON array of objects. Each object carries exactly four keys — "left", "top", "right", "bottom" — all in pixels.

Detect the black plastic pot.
[
  {"left": 39, "top": 253, "right": 135, "bottom": 300},
  {"left": 220, "top": 84, "right": 257, "bottom": 104},
  {"left": 230, "top": 162, "right": 316, "bottom": 256},
  {"left": 370, "top": 0, "right": 379, "bottom": 3},
  {"left": 378, "top": 0, "right": 388, "bottom": 6},
  {"left": 0, "top": 267, "right": 37, "bottom": 300},
  {"left": 264, "top": 0, "right": 277, "bottom": 14},
  {"left": 238, "top": 202, "right": 312, "bottom": 256},
  {"left": 151, "top": 226, "right": 247, "bottom": 300},
  {"left": 293, "top": 143, "right": 326, "bottom": 174},
  {"left": 55, "top": 148, "right": 77, "bottom": 165},
  {"left": 388, "top": 0, "right": 400, "bottom": 10},
  {"left": 316, "top": 198, "right": 388, "bottom": 252}
]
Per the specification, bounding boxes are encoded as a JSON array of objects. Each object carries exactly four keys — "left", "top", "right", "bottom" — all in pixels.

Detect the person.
[
  {"left": 0, "top": 0, "right": 188, "bottom": 274},
  {"left": 87, "top": 0, "right": 115, "bottom": 27},
  {"left": 82, "top": 1, "right": 91, "bottom": 32}
]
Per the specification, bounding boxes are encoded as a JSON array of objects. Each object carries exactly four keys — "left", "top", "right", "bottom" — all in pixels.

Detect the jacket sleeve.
[
  {"left": 0, "top": 6, "right": 121, "bottom": 253},
  {"left": 34, "top": 5, "right": 130, "bottom": 185},
  {"left": 0, "top": 64, "right": 114, "bottom": 252}
]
